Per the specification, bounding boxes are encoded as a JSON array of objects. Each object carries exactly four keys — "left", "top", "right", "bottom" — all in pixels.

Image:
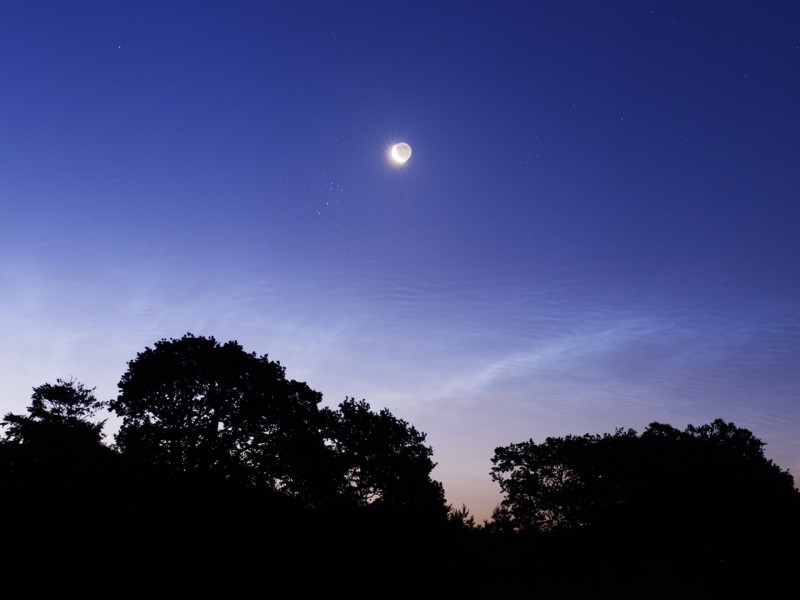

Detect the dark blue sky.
[{"left": 2, "top": 1, "right": 799, "bottom": 519}]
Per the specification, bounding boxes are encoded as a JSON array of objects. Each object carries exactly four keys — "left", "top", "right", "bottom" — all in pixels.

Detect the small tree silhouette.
[{"left": 2, "top": 378, "right": 107, "bottom": 458}]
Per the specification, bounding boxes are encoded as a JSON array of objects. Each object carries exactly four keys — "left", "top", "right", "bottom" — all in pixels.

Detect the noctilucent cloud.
[{"left": 1, "top": 2, "right": 799, "bottom": 521}]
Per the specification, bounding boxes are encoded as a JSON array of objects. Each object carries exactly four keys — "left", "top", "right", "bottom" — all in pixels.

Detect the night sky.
[{"left": 2, "top": 1, "right": 799, "bottom": 521}]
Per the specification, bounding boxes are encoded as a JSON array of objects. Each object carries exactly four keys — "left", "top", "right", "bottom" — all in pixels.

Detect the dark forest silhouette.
[{"left": 1, "top": 333, "right": 798, "bottom": 597}]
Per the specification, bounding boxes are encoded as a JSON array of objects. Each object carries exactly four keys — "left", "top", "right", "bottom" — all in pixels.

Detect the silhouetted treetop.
[
  {"left": 2, "top": 378, "right": 106, "bottom": 448},
  {"left": 1, "top": 379, "right": 111, "bottom": 483},
  {"left": 322, "top": 397, "right": 446, "bottom": 517},
  {"left": 110, "top": 333, "right": 328, "bottom": 498},
  {"left": 491, "top": 419, "right": 798, "bottom": 544},
  {"left": 108, "top": 333, "right": 450, "bottom": 521}
]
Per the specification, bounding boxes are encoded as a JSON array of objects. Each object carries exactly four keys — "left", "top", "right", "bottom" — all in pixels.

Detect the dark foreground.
[{"left": 2, "top": 472, "right": 797, "bottom": 599}]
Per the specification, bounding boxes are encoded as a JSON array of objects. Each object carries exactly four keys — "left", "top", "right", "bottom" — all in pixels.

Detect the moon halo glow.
[{"left": 389, "top": 142, "right": 412, "bottom": 164}]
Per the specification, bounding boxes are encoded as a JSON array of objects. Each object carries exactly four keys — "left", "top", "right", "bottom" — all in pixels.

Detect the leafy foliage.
[
  {"left": 2, "top": 378, "right": 107, "bottom": 454},
  {"left": 110, "top": 333, "right": 329, "bottom": 499},
  {"left": 447, "top": 503, "right": 477, "bottom": 529},
  {"left": 491, "top": 419, "right": 799, "bottom": 544},
  {"left": 323, "top": 398, "right": 446, "bottom": 516},
  {"left": 1, "top": 360, "right": 798, "bottom": 594}
]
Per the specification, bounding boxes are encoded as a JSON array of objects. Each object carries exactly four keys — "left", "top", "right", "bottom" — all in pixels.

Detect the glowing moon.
[{"left": 390, "top": 142, "right": 412, "bottom": 164}]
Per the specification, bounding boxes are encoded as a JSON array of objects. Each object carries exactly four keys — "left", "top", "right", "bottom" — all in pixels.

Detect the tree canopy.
[
  {"left": 110, "top": 333, "right": 329, "bottom": 499},
  {"left": 2, "top": 379, "right": 107, "bottom": 460},
  {"left": 1, "top": 347, "right": 799, "bottom": 594},
  {"left": 109, "top": 333, "right": 447, "bottom": 517},
  {"left": 323, "top": 397, "right": 446, "bottom": 517},
  {"left": 491, "top": 419, "right": 799, "bottom": 548}
]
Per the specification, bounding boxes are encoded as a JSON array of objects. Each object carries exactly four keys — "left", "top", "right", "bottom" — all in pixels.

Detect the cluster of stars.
[{"left": 316, "top": 181, "right": 343, "bottom": 216}]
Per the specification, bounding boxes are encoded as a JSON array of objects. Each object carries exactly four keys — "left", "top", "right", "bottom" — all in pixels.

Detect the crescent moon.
[{"left": 390, "top": 142, "right": 412, "bottom": 164}]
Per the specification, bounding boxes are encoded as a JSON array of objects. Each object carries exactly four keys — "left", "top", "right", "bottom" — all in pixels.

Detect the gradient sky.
[{"left": 2, "top": 1, "right": 799, "bottom": 522}]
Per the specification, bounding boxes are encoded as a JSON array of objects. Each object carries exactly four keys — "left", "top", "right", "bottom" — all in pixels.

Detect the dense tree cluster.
[
  {"left": 1, "top": 333, "right": 798, "bottom": 595},
  {"left": 105, "top": 334, "right": 445, "bottom": 514},
  {"left": 111, "top": 334, "right": 329, "bottom": 498},
  {"left": 322, "top": 397, "right": 445, "bottom": 512},
  {"left": 490, "top": 420, "right": 798, "bottom": 540},
  {"left": 489, "top": 420, "right": 800, "bottom": 596},
  {"left": 0, "top": 334, "right": 451, "bottom": 594}
]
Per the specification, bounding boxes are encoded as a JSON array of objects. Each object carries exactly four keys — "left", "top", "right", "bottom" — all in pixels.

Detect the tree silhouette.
[
  {"left": 110, "top": 333, "right": 330, "bottom": 501},
  {"left": 491, "top": 419, "right": 799, "bottom": 548},
  {"left": 0, "top": 379, "right": 116, "bottom": 593},
  {"left": 322, "top": 397, "right": 446, "bottom": 517},
  {"left": 2, "top": 378, "right": 108, "bottom": 469}
]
